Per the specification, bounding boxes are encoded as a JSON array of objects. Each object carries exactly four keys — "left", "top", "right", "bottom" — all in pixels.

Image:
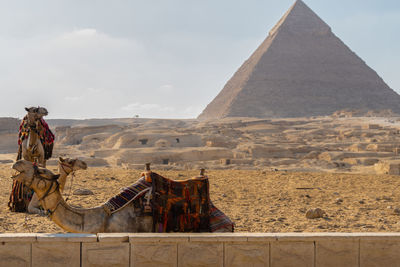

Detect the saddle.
[
  {"left": 17, "top": 117, "right": 54, "bottom": 160},
  {"left": 8, "top": 180, "right": 34, "bottom": 212},
  {"left": 145, "top": 171, "right": 211, "bottom": 233},
  {"left": 103, "top": 171, "right": 231, "bottom": 233}
]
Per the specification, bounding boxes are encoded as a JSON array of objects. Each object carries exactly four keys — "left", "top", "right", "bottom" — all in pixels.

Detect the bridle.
[
  {"left": 58, "top": 161, "right": 76, "bottom": 202},
  {"left": 29, "top": 161, "right": 76, "bottom": 216},
  {"left": 59, "top": 161, "right": 75, "bottom": 176},
  {"left": 26, "top": 163, "right": 61, "bottom": 216},
  {"left": 31, "top": 164, "right": 60, "bottom": 202}
]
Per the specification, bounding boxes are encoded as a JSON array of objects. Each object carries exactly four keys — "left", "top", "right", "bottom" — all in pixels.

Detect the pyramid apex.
[{"left": 269, "top": 0, "right": 330, "bottom": 36}]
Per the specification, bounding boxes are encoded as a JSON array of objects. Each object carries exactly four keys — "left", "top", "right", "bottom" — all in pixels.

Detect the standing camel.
[
  {"left": 19, "top": 107, "right": 49, "bottom": 167},
  {"left": 26, "top": 157, "right": 87, "bottom": 214},
  {"left": 9, "top": 106, "right": 56, "bottom": 213}
]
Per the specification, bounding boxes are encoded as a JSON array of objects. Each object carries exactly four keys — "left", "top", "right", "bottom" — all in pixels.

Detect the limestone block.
[
  {"left": 82, "top": 242, "right": 129, "bottom": 267},
  {"left": 316, "top": 240, "right": 359, "bottom": 267},
  {"left": 0, "top": 233, "right": 37, "bottom": 242},
  {"left": 374, "top": 161, "right": 400, "bottom": 175},
  {"left": 189, "top": 233, "right": 247, "bottom": 242},
  {"left": 360, "top": 240, "right": 400, "bottom": 267},
  {"left": 32, "top": 242, "right": 80, "bottom": 267},
  {"left": 0, "top": 242, "right": 31, "bottom": 267},
  {"left": 129, "top": 233, "right": 190, "bottom": 243},
  {"left": 362, "top": 124, "right": 381, "bottom": 130},
  {"left": 271, "top": 241, "right": 314, "bottom": 267},
  {"left": 36, "top": 233, "right": 97, "bottom": 243},
  {"left": 225, "top": 243, "right": 269, "bottom": 267},
  {"left": 97, "top": 233, "right": 129, "bottom": 242},
  {"left": 178, "top": 242, "right": 223, "bottom": 267},
  {"left": 131, "top": 243, "right": 177, "bottom": 267}
]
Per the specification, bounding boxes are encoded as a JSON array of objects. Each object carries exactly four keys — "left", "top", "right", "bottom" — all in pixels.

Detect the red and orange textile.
[
  {"left": 8, "top": 180, "right": 34, "bottom": 212},
  {"left": 103, "top": 173, "right": 234, "bottom": 232},
  {"left": 150, "top": 172, "right": 211, "bottom": 232},
  {"left": 17, "top": 116, "right": 54, "bottom": 160}
]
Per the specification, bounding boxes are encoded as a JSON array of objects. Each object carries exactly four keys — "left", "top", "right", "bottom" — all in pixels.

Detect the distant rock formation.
[
  {"left": 198, "top": 0, "right": 400, "bottom": 119},
  {"left": 0, "top": 118, "right": 19, "bottom": 133}
]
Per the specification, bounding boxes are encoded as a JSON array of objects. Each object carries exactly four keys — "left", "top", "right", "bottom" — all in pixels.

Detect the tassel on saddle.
[{"left": 8, "top": 180, "right": 33, "bottom": 212}]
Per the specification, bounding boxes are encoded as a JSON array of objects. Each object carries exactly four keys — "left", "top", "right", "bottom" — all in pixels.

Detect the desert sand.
[{"left": 2, "top": 163, "right": 400, "bottom": 233}]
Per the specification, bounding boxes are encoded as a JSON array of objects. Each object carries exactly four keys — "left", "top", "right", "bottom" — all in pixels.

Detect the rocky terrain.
[
  {"left": 2, "top": 166, "right": 400, "bottom": 233},
  {"left": 2, "top": 113, "right": 400, "bottom": 233},
  {"left": 1, "top": 113, "right": 400, "bottom": 175}
]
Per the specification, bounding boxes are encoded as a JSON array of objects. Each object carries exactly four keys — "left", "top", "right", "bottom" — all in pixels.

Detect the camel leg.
[{"left": 27, "top": 193, "right": 45, "bottom": 215}]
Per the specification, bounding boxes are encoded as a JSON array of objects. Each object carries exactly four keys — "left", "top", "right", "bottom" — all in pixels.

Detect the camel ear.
[
  {"left": 25, "top": 107, "right": 29, "bottom": 112},
  {"left": 59, "top": 157, "right": 64, "bottom": 162}
]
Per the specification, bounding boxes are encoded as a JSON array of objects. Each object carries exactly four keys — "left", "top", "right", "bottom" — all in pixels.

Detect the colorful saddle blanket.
[
  {"left": 103, "top": 173, "right": 234, "bottom": 232},
  {"left": 18, "top": 117, "right": 55, "bottom": 160},
  {"left": 150, "top": 172, "right": 211, "bottom": 233},
  {"left": 8, "top": 180, "right": 34, "bottom": 212},
  {"left": 103, "top": 177, "right": 151, "bottom": 214}
]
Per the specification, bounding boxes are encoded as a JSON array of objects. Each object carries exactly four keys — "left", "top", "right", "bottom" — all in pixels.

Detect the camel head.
[
  {"left": 35, "top": 106, "right": 48, "bottom": 118},
  {"left": 24, "top": 106, "right": 48, "bottom": 122},
  {"left": 12, "top": 160, "right": 60, "bottom": 188},
  {"left": 58, "top": 157, "right": 88, "bottom": 172}
]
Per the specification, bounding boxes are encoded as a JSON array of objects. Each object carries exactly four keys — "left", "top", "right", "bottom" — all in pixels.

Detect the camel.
[
  {"left": 12, "top": 160, "right": 153, "bottom": 233},
  {"left": 21, "top": 107, "right": 48, "bottom": 167},
  {"left": 26, "top": 157, "right": 87, "bottom": 215},
  {"left": 12, "top": 160, "right": 233, "bottom": 233}
]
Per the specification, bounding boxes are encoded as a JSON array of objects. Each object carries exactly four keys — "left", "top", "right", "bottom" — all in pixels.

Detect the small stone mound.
[
  {"left": 306, "top": 208, "right": 325, "bottom": 219},
  {"left": 73, "top": 188, "right": 94, "bottom": 196}
]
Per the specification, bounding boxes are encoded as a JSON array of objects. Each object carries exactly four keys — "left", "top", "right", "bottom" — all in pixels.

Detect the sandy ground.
[{"left": 1, "top": 163, "right": 400, "bottom": 233}]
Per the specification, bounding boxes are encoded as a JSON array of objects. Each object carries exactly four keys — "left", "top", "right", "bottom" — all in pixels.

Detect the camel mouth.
[
  {"left": 11, "top": 171, "right": 24, "bottom": 180},
  {"left": 12, "top": 162, "right": 25, "bottom": 173}
]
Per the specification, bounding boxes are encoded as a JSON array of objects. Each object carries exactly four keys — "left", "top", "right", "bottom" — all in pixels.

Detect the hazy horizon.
[{"left": 1, "top": 0, "right": 399, "bottom": 119}]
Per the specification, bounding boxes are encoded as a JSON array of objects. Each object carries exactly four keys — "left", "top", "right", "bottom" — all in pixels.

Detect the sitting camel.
[
  {"left": 12, "top": 160, "right": 153, "bottom": 232},
  {"left": 12, "top": 160, "right": 233, "bottom": 233},
  {"left": 26, "top": 157, "right": 87, "bottom": 214}
]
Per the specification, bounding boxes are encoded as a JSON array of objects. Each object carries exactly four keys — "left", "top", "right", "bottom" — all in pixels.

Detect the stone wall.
[{"left": 2, "top": 233, "right": 400, "bottom": 266}]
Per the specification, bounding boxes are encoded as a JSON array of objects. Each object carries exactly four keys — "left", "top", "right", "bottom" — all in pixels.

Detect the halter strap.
[
  {"left": 59, "top": 162, "right": 74, "bottom": 174},
  {"left": 32, "top": 163, "right": 60, "bottom": 201}
]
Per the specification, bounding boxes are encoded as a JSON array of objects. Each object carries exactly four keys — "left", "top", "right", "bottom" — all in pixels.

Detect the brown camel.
[
  {"left": 26, "top": 157, "right": 87, "bottom": 215},
  {"left": 21, "top": 107, "right": 48, "bottom": 167},
  {"left": 12, "top": 160, "right": 153, "bottom": 233}
]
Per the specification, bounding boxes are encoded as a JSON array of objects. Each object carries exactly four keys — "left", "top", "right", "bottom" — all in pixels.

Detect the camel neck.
[
  {"left": 40, "top": 190, "right": 107, "bottom": 233},
  {"left": 57, "top": 164, "right": 73, "bottom": 192}
]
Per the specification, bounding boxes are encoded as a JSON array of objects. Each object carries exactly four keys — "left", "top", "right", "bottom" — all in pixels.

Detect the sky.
[{"left": 0, "top": 0, "right": 399, "bottom": 119}]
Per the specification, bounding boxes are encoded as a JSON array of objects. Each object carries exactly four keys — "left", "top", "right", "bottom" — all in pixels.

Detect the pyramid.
[{"left": 198, "top": 0, "right": 400, "bottom": 119}]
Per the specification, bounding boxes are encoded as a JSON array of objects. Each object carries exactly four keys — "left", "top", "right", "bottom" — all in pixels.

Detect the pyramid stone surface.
[{"left": 198, "top": 0, "right": 400, "bottom": 119}]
